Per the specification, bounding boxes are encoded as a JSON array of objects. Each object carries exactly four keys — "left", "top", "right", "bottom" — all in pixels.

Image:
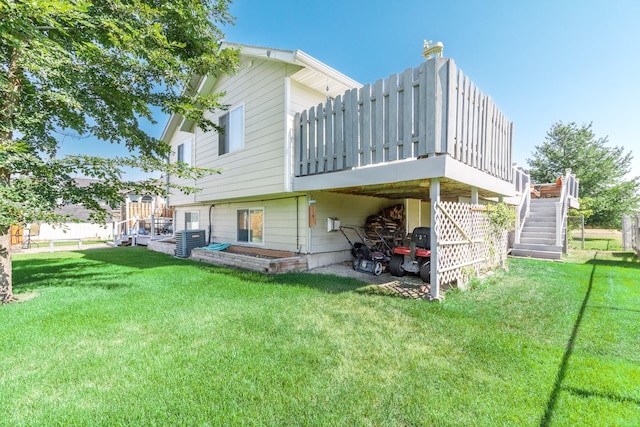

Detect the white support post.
[
  {"left": 470, "top": 187, "right": 479, "bottom": 205},
  {"left": 430, "top": 178, "right": 440, "bottom": 300}
]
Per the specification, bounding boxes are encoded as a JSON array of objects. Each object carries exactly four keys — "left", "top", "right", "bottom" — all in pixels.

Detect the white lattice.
[{"left": 435, "top": 201, "right": 508, "bottom": 289}]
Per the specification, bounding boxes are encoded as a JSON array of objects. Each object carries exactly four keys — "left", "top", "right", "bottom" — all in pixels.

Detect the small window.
[
  {"left": 177, "top": 140, "right": 192, "bottom": 166},
  {"left": 185, "top": 211, "right": 199, "bottom": 230},
  {"left": 219, "top": 105, "right": 244, "bottom": 155},
  {"left": 237, "top": 208, "right": 263, "bottom": 244}
]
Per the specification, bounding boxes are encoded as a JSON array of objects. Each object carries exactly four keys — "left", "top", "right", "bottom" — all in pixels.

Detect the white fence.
[
  {"left": 622, "top": 214, "right": 640, "bottom": 252},
  {"left": 295, "top": 57, "right": 513, "bottom": 181},
  {"left": 36, "top": 222, "right": 113, "bottom": 240}
]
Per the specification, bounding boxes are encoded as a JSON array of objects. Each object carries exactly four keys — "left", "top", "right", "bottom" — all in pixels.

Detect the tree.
[
  {"left": 527, "top": 121, "right": 640, "bottom": 228},
  {"left": 1, "top": 0, "right": 239, "bottom": 303}
]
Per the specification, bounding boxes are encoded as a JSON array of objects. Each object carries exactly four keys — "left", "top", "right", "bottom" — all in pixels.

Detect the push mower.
[
  {"left": 339, "top": 225, "right": 389, "bottom": 276},
  {"left": 388, "top": 227, "right": 431, "bottom": 282}
]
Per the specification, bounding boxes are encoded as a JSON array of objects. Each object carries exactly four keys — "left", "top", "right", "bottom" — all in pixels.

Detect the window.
[
  {"left": 219, "top": 105, "right": 244, "bottom": 155},
  {"left": 177, "top": 140, "right": 192, "bottom": 165},
  {"left": 237, "top": 208, "right": 263, "bottom": 244},
  {"left": 185, "top": 211, "right": 199, "bottom": 230}
]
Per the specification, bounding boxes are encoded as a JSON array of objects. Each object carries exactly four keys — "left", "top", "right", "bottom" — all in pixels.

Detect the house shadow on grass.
[
  {"left": 585, "top": 257, "right": 640, "bottom": 269},
  {"left": 13, "top": 247, "right": 367, "bottom": 295}
]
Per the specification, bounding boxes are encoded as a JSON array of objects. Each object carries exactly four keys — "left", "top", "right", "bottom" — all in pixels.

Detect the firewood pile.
[{"left": 364, "top": 204, "right": 406, "bottom": 254}]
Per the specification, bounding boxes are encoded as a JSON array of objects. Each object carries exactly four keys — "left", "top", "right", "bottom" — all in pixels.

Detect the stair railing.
[
  {"left": 555, "top": 169, "right": 577, "bottom": 250},
  {"left": 513, "top": 167, "right": 531, "bottom": 245}
]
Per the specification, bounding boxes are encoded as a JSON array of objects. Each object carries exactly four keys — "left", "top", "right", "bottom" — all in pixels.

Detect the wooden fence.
[{"left": 294, "top": 57, "right": 513, "bottom": 181}]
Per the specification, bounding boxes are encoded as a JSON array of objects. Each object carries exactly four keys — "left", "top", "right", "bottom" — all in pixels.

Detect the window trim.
[
  {"left": 185, "top": 211, "right": 200, "bottom": 230},
  {"left": 176, "top": 138, "right": 193, "bottom": 166},
  {"left": 236, "top": 207, "right": 264, "bottom": 245}
]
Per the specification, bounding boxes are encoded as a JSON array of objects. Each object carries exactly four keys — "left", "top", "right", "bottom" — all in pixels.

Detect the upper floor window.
[
  {"left": 177, "top": 139, "right": 192, "bottom": 166},
  {"left": 219, "top": 105, "right": 244, "bottom": 155}
]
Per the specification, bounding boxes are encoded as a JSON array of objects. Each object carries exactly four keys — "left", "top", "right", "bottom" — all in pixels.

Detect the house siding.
[
  {"left": 308, "top": 192, "right": 398, "bottom": 254},
  {"left": 169, "top": 58, "right": 289, "bottom": 205},
  {"left": 174, "top": 196, "right": 307, "bottom": 253}
]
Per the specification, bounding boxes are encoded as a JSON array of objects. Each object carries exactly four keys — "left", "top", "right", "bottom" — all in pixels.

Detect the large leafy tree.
[
  {"left": 0, "top": 0, "right": 238, "bottom": 303},
  {"left": 527, "top": 121, "right": 640, "bottom": 228}
]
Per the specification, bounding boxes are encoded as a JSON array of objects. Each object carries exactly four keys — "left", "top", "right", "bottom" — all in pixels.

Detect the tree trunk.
[
  {"left": 0, "top": 227, "right": 15, "bottom": 304},
  {"left": 0, "top": 46, "right": 21, "bottom": 304}
]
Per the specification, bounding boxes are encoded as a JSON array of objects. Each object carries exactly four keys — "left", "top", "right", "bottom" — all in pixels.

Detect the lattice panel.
[{"left": 434, "top": 201, "right": 508, "bottom": 290}]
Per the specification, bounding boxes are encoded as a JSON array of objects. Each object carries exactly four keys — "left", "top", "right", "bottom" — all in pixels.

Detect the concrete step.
[
  {"left": 520, "top": 231, "right": 556, "bottom": 239},
  {"left": 513, "top": 243, "right": 562, "bottom": 252},
  {"left": 521, "top": 236, "right": 556, "bottom": 245},
  {"left": 524, "top": 219, "right": 556, "bottom": 227},
  {"left": 511, "top": 248, "right": 562, "bottom": 260},
  {"left": 529, "top": 208, "right": 556, "bottom": 216},
  {"left": 522, "top": 225, "right": 556, "bottom": 233}
]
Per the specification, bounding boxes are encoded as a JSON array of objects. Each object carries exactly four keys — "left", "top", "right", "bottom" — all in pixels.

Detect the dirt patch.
[
  {"left": 224, "top": 246, "right": 297, "bottom": 260},
  {"left": 572, "top": 229, "right": 621, "bottom": 239},
  {"left": 14, "top": 291, "right": 39, "bottom": 303}
]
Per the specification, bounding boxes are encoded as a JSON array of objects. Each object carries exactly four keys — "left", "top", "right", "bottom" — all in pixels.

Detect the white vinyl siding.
[
  {"left": 309, "top": 192, "right": 398, "bottom": 253},
  {"left": 169, "top": 59, "right": 289, "bottom": 205},
  {"left": 168, "top": 58, "right": 342, "bottom": 207}
]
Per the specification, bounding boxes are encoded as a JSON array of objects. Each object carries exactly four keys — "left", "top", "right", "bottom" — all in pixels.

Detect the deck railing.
[{"left": 294, "top": 57, "right": 513, "bottom": 181}]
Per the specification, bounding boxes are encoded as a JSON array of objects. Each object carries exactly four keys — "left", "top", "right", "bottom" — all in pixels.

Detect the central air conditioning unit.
[{"left": 175, "top": 229, "right": 206, "bottom": 258}]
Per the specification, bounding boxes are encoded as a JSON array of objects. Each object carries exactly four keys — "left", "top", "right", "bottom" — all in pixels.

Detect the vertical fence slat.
[
  {"left": 308, "top": 106, "right": 317, "bottom": 174},
  {"left": 298, "top": 110, "right": 307, "bottom": 176},
  {"left": 374, "top": 78, "right": 384, "bottom": 164},
  {"left": 315, "top": 102, "right": 324, "bottom": 173},
  {"left": 454, "top": 69, "right": 464, "bottom": 161},
  {"left": 445, "top": 59, "right": 456, "bottom": 157},
  {"left": 361, "top": 84, "right": 371, "bottom": 166},
  {"left": 388, "top": 73, "right": 399, "bottom": 161},
  {"left": 346, "top": 88, "right": 359, "bottom": 168},
  {"left": 401, "top": 68, "right": 413, "bottom": 160},
  {"left": 334, "top": 94, "right": 344, "bottom": 170},
  {"left": 294, "top": 112, "right": 301, "bottom": 177},
  {"left": 325, "top": 98, "right": 334, "bottom": 172},
  {"left": 470, "top": 82, "right": 479, "bottom": 168},
  {"left": 417, "top": 62, "right": 428, "bottom": 156},
  {"left": 424, "top": 59, "right": 436, "bottom": 155}
]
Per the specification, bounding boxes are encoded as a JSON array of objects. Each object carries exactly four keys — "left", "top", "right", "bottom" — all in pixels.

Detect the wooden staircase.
[{"left": 511, "top": 198, "right": 562, "bottom": 260}]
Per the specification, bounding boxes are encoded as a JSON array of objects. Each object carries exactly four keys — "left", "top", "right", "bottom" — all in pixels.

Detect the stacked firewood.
[{"left": 364, "top": 204, "right": 406, "bottom": 253}]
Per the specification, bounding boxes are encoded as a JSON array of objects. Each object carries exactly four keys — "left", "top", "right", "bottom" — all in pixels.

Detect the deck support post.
[
  {"left": 430, "top": 178, "right": 440, "bottom": 300},
  {"left": 470, "top": 186, "right": 479, "bottom": 205}
]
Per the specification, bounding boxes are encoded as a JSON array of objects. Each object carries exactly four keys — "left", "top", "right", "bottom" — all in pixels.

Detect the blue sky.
[{"left": 60, "top": 0, "right": 640, "bottom": 179}]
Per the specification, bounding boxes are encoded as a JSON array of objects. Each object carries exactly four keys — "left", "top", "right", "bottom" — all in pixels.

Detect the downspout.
[
  {"left": 208, "top": 204, "right": 215, "bottom": 244},
  {"left": 296, "top": 196, "right": 300, "bottom": 253},
  {"left": 306, "top": 193, "right": 312, "bottom": 254}
]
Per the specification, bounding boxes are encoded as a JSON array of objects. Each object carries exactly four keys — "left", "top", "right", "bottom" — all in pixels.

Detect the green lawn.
[{"left": 1, "top": 247, "right": 638, "bottom": 426}]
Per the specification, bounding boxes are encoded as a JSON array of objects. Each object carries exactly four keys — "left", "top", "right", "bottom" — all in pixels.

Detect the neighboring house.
[
  {"left": 113, "top": 192, "right": 173, "bottom": 246},
  {"left": 162, "top": 42, "right": 577, "bottom": 298}
]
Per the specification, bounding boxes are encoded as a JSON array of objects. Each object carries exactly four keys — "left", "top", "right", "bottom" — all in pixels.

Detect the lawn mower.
[
  {"left": 388, "top": 227, "right": 431, "bottom": 282},
  {"left": 339, "top": 225, "right": 389, "bottom": 275}
]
